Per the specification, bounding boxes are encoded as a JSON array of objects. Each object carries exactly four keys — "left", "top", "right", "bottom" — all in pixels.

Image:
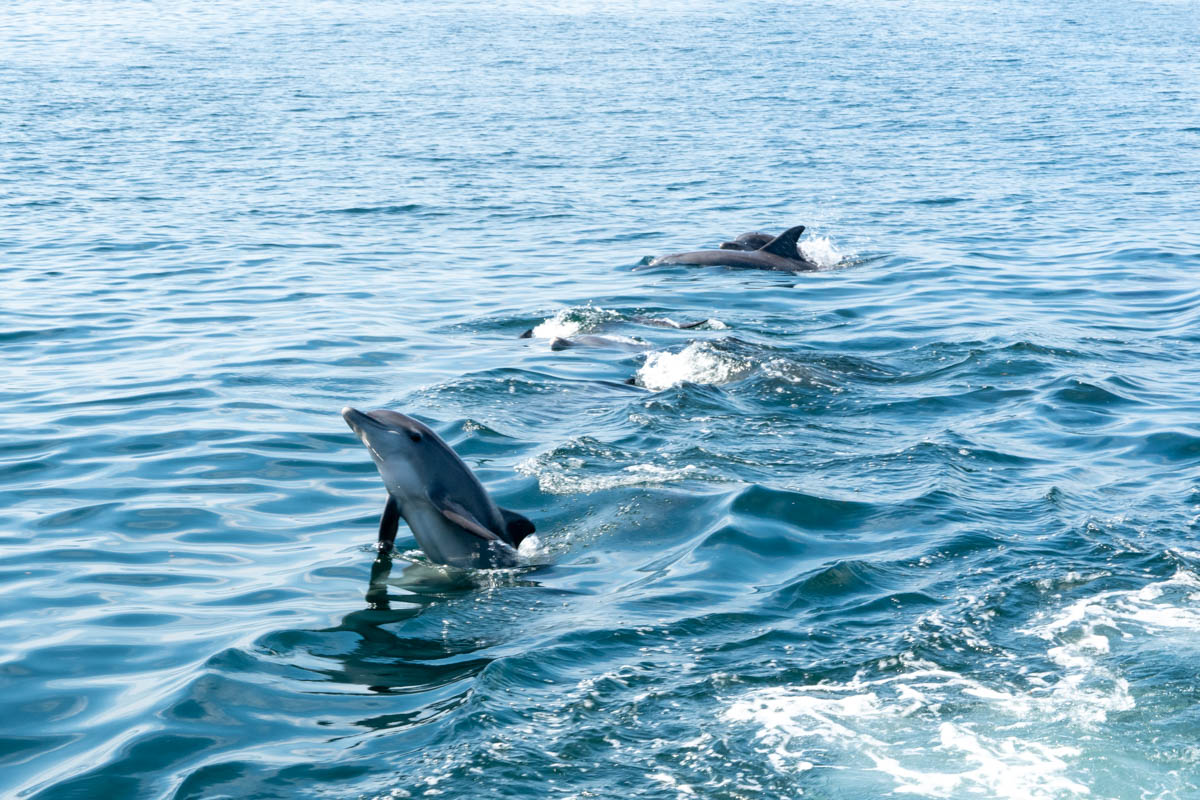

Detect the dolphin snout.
[{"left": 342, "top": 406, "right": 370, "bottom": 432}]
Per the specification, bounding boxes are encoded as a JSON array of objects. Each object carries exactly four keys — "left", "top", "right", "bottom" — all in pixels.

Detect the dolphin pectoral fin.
[
  {"left": 757, "top": 225, "right": 806, "bottom": 258},
  {"left": 378, "top": 495, "right": 401, "bottom": 552},
  {"left": 366, "top": 554, "right": 393, "bottom": 608},
  {"left": 435, "top": 499, "right": 502, "bottom": 542},
  {"left": 498, "top": 507, "right": 535, "bottom": 546}
]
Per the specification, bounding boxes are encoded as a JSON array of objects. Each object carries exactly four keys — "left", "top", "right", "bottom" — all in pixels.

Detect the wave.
[
  {"left": 723, "top": 570, "right": 1200, "bottom": 799},
  {"left": 516, "top": 436, "right": 710, "bottom": 494},
  {"left": 523, "top": 305, "right": 727, "bottom": 341}
]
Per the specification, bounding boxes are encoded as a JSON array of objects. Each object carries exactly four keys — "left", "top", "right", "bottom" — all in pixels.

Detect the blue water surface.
[{"left": 2, "top": 1, "right": 1200, "bottom": 798}]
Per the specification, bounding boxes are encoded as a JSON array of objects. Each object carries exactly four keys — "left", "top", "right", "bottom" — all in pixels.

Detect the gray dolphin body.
[
  {"left": 719, "top": 231, "right": 774, "bottom": 251},
  {"left": 647, "top": 225, "right": 817, "bottom": 271},
  {"left": 548, "top": 334, "right": 652, "bottom": 352},
  {"left": 342, "top": 407, "right": 535, "bottom": 569}
]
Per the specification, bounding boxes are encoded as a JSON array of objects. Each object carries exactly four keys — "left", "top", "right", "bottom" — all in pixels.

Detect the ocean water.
[{"left": 2, "top": 1, "right": 1199, "bottom": 798}]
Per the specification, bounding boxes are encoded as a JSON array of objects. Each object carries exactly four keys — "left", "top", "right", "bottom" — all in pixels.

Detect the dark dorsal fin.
[
  {"left": 499, "top": 507, "right": 535, "bottom": 546},
  {"left": 756, "top": 225, "right": 806, "bottom": 258}
]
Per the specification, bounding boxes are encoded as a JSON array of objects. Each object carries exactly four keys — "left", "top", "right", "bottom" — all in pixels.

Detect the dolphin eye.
[{"left": 407, "top": 431, "right": 422, "bottom": 443}]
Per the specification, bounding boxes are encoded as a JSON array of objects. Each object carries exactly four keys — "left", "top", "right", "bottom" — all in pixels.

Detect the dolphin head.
[{"left": 342, "top": 406, "right": 439, "bottom": 497}]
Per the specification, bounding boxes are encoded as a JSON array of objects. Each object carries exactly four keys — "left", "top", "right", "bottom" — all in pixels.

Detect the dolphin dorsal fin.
[
  {"left": 757, "top": 225, "right": 806, "bottom": 258},
  {"left": 499, "top": 507, "right": 535, "bottom": 546}
]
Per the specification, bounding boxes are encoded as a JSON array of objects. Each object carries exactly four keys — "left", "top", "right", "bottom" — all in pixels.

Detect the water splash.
[
  {"left": 528, "top": 305, "right": 621, "bottom": 339},
  {"left": 800, "top": 234, "right": 846, "bottom": 268},
  {"left": 635, "top": 342, "right": 753, "bottom": 390}
]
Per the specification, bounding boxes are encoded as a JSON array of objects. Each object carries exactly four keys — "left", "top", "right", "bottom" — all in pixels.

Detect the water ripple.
[{"left": 3, "top": 0, "right": 1200, "bottom": 798}]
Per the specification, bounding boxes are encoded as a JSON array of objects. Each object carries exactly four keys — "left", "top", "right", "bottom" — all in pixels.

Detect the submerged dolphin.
[
  {"left": 342, "top": 407, "right": 535, "bottom": 569},
  {"left": 548, "top": 334, "right": 652, "bottom": 352},
  {"left": 518, "top": 318, "right": 708, "bottom": 340},
  {"left": 646, "top": 225, "right": 817, "bottom": 271},
  {"left": 719, "top": 231, "right": 774, "bottom": 251}
]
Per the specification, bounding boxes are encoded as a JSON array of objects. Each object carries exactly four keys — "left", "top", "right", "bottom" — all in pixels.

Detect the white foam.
[
  {"left": 516, "top": 454, "right": 700, "bottom": 494},
  {"left": 799, "top": 235, "right": 845, "bottom": 268},
  {"left": 722, "top": 571, "right": 1200, "bottom": 798},
  {"left": 516, "top": 533, "right": 543, "bottom": 557},
  {"left": 528, "top": 305, "right": 620, "bottom": 339},
  {"left": 1019, "top": 570, "right": 1200, "bottom": 725},
  {"left": 722, "top": 667, "right": 1092, "bottom": 800},
  {"left": 1026, "top": 570, "right": 1200, "bottom": 639},
  {"left": 635, "top": 342, "right": 752, "bottom": 391},
  {"left": 650, "top": 772, "right": 696, "bottom": 796}
]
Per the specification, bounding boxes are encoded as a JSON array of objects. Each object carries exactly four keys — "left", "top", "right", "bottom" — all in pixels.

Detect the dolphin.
[
  {"left": 644, "top": 225, "right": 817, "bottom": 271},
  {"left": 548, "top": 334, "right": 652, "bottom": 352},
  {"left": 519, "top": 318, "right": 708, "bottom": 340},
  {"left": 719, "top": 231, "right": 774, "bottom": 251},
  {"left": 342, "top": 407, "right": 535, "bottom": 569}
]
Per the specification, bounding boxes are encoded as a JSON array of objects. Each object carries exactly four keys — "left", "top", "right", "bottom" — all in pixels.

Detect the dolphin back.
[
  {"left": 648, "top": 225, "right": 816, "bottom": 271},
  {"left": 650, "top": 249, "right": 815, "bottom": 271}
]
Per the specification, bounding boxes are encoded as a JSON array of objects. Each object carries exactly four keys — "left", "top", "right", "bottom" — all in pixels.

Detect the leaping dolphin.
[
  {"left": 342, "top": 407, "right": 535, "bottom": 569},
  {"left": 644, "top": 225, "right": 817, "bottom": 272}
]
